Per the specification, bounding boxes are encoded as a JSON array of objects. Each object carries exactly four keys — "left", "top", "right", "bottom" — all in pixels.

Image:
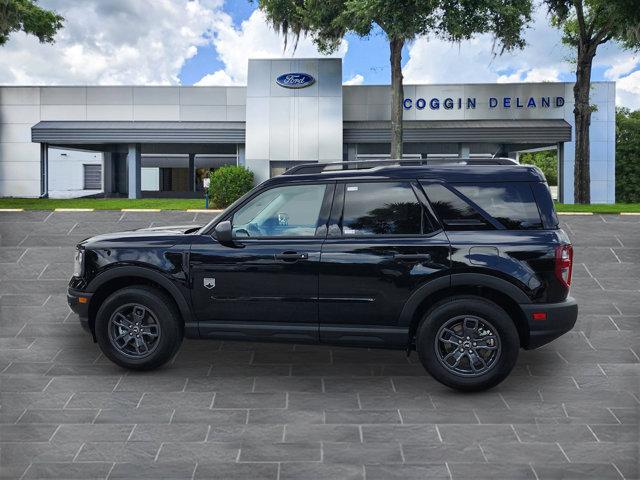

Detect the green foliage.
[
  {"left": 259, "top": 0, "right": 532, "bottom": 54},
  {"left": 616, "top": 108, "right": 640, "bottom": 203},
  {"left": 520, "top": 150, "right": 558, "bottom": 186},
  {"left": 208, "top": 166, "right": 254, "bottom": 209},
  {"left": 0, "top": 0, "right": 64, "bottom": 45},
  {"left": 545, "top": 0, "right": 640, "bottom": 51}
]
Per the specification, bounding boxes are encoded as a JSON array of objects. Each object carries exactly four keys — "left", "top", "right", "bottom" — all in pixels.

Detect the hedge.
[
  {"left": 616, "top": 108, "right": 640, "bottom": 203},
  {"left": 208, "top": 166, "right": 254, "bottom": 208}
]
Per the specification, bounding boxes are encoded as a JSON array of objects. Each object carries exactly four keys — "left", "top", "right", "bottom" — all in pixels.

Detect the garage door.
[{"left": 83, "top": 164, "right": 102, "bottom": 190}]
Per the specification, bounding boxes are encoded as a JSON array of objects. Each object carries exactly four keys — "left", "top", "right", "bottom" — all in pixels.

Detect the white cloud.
[
  {"left": 403, "top": 8, "right": 572, "bottom": 85},
  {"left": 0, "top": 0, "right": 224, "bottom": 85},
  {"left": 402, "top": 6, "right": 639, "bottom": 108},
  {"left": 196, "top": 9, "right": 348, "bottom": 86},
  {"left": 195, "top": 70, "right": 236, "bottom": 86},
  {"left": 343, "top": 74, "right": 364, "bottom": 85},
  {"left": 616, "top": 70, "right": 640, "bottom": 109},
  {"left": 497, "top": 67, "right": 561, "bottom": 83}
]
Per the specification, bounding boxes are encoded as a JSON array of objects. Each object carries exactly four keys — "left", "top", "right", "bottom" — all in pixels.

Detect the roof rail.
[{"left": 281, "top": 157, "right": 518, "bottom": 176}]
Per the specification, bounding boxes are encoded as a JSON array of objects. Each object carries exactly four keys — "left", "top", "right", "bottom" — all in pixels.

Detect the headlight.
[{"left": 73, "top": 248, "right": 85, "bottom": 277}]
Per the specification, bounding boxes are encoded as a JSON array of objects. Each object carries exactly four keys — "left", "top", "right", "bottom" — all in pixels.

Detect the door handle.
[
  {"left": 274, "top": 251, "right": 309, "bottom": 262},
  {"left": 394, "top": 253, "right": 432, "bottom": 262}
]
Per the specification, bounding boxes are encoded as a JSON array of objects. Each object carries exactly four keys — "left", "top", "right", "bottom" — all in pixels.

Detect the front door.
[
  {"left": 190, "top": 182, "right": 333, "bottom": 343},
  {"left": 319, "top": 181, "right": 451, "bottom": 347}
]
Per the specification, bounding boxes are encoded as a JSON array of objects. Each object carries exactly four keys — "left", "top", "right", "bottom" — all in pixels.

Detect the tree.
[
  {"left": 258, "top": 0, "right": 532, "bottom": 159},
  {"left": 615, "top": 107, "right": 640, "bottom": 203},
  {"left": 544, "top": 0, "right": 640, "bottom": 203},
  {"left": 0, "top": 0, "right": 64, "bottom": 46}
]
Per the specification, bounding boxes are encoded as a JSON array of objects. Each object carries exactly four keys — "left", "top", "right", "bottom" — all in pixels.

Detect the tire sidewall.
[
  {"left": 418, "top": 296, "right": 519, "bottom": 392},
  {"left": 95, "top": 287, "right": 182, "bottom": 370}
]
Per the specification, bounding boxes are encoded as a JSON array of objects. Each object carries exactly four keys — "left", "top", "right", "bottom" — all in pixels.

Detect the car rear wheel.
[
  {"left": 95, "top": 286, "right": 183, "bottom": 370},
  {"left": 416, "top": 296, "right": 519, "bottom": 392}
]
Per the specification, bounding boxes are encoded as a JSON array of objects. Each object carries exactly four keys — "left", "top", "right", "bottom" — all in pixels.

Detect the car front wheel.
[
  {"left": 416, "top": 296, "right": 519, "bottom": 392},
  {"left": 95, "top": 286, "right": 183, "bottom": 370}
]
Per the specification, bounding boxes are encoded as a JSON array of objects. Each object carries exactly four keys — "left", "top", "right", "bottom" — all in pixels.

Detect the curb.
[{"left": 557, "top": 212, "right": 593, "bottom": 215}]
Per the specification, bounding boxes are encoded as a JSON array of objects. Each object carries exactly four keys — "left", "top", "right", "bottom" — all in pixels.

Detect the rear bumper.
[
  {"left": 67, "top": 288, "right": 93, "bottom": 335},
  {"left": 521, "top": 297, "right": 578, "bottom": 349}
]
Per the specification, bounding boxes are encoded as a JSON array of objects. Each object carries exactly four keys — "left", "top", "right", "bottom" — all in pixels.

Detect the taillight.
[{"left": 555, "top": 244, "right": 573, "bottom": 288}]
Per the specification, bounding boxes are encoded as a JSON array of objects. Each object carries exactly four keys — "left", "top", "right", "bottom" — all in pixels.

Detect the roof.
[
  {"left": 32, "top": 121, "right": 246, "bottom": 144},
  {"left": 266, "top": 164, "right": 546, "bottom": 185},
  {"left": 344, "top": 119, "right": 572, "bottom": 143}
]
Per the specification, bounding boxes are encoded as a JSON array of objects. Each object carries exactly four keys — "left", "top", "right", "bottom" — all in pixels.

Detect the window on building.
[
  {"left": 342, "top": 182, "right": 434, "bottom": 235},
  {"left": 232, "top": 184, "right": 327, "bottom": 237},
  {"left": 83, "top": 164, "right": 102, "bottom": 190}
]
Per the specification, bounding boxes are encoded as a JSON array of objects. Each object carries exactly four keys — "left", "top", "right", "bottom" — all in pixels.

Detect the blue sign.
[
  {"left": 276, "top": 73, "right": 316, "bottom": 89},
  {"left": 403, "top": 96, "right": 564, "bottom": 110}
]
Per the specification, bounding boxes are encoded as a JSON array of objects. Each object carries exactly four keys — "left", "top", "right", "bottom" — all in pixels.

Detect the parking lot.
[{"left": 0, "top": 210, "right": 638, "bottom": 479}]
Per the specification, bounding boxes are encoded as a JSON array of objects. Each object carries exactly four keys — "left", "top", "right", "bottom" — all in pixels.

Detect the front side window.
[
  {"left": 341, "top": 182, "right": 431, "bottom": 235},
  {"left": 232, "top": 184, "right": 327, "bottom": 237}
]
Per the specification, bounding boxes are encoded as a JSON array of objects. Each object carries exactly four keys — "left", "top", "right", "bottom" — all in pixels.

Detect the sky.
[{"left": 0, "top": 0, "right": 638, "bottom": 108}]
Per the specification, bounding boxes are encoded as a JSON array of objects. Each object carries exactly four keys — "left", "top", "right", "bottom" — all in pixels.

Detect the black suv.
[{"left": 68, "top": 159, "right": 577, "bottom": 391}]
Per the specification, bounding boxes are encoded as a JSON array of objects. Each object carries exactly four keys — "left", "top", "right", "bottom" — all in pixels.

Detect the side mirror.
[{"left": 214, "top": 220, "right": 234, "bottom": 244}]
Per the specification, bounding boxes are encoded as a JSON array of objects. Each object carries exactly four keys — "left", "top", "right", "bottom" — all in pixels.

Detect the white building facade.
[{"left": 0, "top": 58, "right": 616, "bottom": 203}]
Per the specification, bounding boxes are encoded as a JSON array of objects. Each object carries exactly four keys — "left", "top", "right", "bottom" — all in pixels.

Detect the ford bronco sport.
[{"left": 68, "top": 158, "right": 577, "bottom": 391}]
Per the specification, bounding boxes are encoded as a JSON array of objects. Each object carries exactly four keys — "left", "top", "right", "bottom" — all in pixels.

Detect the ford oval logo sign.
[{"left": 276, "top": 73, "right": 315, "bottom": 89}]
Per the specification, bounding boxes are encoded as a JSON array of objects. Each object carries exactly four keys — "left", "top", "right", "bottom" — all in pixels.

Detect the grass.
[
  {"left": 555, "top": 203, "right": 640, "bottom": 214},
  {"left": 1, "top": 197, "right": 639, "bottom": 214},
  {"left": 0, "top": 198, "right": 213, "bottom": 211}
]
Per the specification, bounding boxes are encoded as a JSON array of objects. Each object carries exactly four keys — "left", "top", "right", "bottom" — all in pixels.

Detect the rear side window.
[
  {"left": 454, "top": 183, "right": 543, "bottom": 230},
  {"left": 342, "top": 182, "right": 434, "bottom": 235},
  {"left": 422, "top": 182, "right": 543, "bottom": 230}
]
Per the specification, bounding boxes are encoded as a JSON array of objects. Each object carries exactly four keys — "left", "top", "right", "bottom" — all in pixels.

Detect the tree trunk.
[
  {"left": 573, "top": 46, "right": 595, "bottom": 204},
  {"left": 390, "top": 37, "right": 404, "bottom": 159}
]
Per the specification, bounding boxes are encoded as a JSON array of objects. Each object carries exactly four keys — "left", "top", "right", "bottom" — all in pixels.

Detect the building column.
[
  {"left": 127, "top": 143, "right": 141, "bottom": 199},
  {"left": 40, "top": 143, "right": 49, "bottom": 198},
  {"left": 458, "top": 143, "right": 470, "bottom": 159},
  {"left": 188, "top": 153, "right": 196, "bottom": 192},
  {"left": 557, "top": 142, "right": 565, "bottom": 204}
]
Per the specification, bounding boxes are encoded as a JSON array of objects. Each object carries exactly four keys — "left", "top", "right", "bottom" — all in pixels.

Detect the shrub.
[
  {"left": 616, "top": 108, "right": 640, "bottom": 203},
  {"left": 520, "top": 150, "right": 558, "bottom": 186},
  {"left": 208, "top": 166, "right": 254, "bottom": 208}
]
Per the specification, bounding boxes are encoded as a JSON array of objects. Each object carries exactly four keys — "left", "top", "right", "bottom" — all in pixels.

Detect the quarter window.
[
  {"left": 454, "top": 183, "right": 543, "bottom": 230},
  {"left": 232, "top": 184, "right": 327, "bottom": 237},
  {"left": 341, "top": 182, "right": 432, "bottom": 235},
  {"left": 422, "top": 183, "right": 491, "bottom": 230}
]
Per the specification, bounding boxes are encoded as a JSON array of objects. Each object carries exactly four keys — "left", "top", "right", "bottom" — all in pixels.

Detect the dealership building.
[{"left": 0, "top": 58, "right": 616, "bottom": 203}]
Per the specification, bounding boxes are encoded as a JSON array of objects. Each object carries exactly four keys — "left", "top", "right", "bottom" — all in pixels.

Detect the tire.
[
  {"left": 95, "top": 286, "right": 183, "bottom": 371},
  {"left": 416, "top": 295, "right": 519, "bottom": 392}
]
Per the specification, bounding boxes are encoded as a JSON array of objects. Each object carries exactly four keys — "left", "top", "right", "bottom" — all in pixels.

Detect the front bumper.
[
  {"left": 520, "top": 297, "right": 578, "bottom": 349},
  {"left": 67, "top": 288, "right": 93, "bottom": 335}
]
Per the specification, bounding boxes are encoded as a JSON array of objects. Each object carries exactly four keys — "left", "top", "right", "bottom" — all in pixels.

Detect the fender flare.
[
  {"left": 86, "top": 265, "right": 194, "bottom": 327},
  {"left": 398, "top": 272, "right": 530, "bottom": 328}
]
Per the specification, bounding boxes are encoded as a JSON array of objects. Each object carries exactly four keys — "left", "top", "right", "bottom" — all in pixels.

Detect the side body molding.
[{"left": 86, "top": 266, "right": 198, "bottom": 337}]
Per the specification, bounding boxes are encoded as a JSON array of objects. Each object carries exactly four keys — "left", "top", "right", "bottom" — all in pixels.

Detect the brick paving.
[{"left": 0, "top": 211, "right": 638, "bottom": 480}]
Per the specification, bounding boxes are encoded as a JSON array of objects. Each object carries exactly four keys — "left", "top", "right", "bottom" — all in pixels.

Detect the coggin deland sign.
[{"left": 403, "top": 95, "right": 565, "bottom": 110}]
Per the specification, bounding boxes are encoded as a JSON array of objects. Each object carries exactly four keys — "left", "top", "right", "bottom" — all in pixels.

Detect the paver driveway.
[{"left": 0, "top": 211, "right": 638, "bottom": 480}]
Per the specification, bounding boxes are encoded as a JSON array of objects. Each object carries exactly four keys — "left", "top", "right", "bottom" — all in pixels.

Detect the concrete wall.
[
  {"left": 245, "top": 59, "right": 343, "bottom": 183},
  {"left": 0, "top": 86, "right": 247, "bottom": 197},
  {"left": 48, "top": 148, "right": 103, "bottom": 194}
]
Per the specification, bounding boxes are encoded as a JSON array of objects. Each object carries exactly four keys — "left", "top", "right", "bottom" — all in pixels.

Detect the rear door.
[{"left": 318, "top": 180, "right": 451, "bottom": 347}]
